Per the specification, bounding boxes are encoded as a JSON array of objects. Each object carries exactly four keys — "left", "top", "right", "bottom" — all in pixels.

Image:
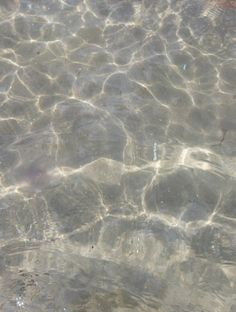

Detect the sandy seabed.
[{"left": 0, "top": 0, "right": 236, "bottom": 311}]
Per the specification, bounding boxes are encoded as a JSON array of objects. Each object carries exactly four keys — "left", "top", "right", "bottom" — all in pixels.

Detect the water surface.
[{"left": 0, "top": 0, "right": 236, "bottom": 311}]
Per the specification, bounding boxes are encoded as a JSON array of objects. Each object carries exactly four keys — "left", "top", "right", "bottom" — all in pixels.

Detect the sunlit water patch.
[{"left": 0, "top": 0, "right": 236, "bottom": 311}]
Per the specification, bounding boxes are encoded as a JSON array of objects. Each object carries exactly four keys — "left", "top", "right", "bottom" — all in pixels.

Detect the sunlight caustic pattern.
[{"left": 0, "top": 0, "right": 236, "bottom": 311}]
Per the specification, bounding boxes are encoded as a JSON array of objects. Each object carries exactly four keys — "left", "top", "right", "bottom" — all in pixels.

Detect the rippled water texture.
[{"left": 0, "top": 0, "right": 236, "bottom": 311}]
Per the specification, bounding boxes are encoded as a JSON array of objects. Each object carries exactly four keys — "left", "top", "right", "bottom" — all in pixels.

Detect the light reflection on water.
[{"left": 0, "top": 0, "right": 236, "bottom": 311}]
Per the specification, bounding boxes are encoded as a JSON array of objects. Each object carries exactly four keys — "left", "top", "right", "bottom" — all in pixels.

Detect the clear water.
[{"left": 0, "top": 0, "right": 236, "bottom": 311}]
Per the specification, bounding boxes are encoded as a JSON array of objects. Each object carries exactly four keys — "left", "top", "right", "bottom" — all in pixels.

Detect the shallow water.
[{"left": 0, "top": 0, "right": 236, "bottom": 311}]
